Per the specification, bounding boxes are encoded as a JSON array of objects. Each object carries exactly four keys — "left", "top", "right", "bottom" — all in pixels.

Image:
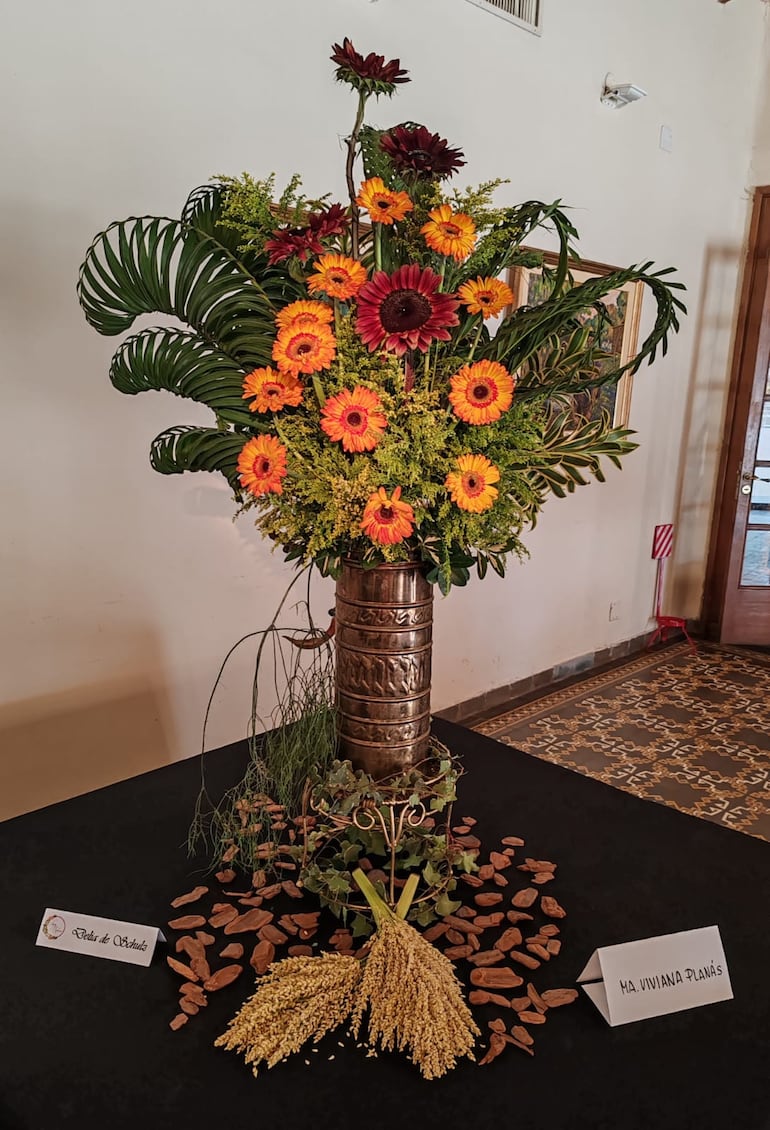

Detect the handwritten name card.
[
  {"left": 578, "top": 925, "right": 732, "bottom": 1026},
  {"left": 36, "top": 908, "right": 163, "bottom": 967}
]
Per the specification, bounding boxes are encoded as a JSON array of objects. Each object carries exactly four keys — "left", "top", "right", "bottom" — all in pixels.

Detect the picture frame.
[{"left": 508, "top": 252, "right": 644, "bottom": 428}]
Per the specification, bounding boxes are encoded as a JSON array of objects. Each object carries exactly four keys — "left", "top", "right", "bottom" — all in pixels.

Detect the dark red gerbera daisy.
[
  {"left": 330, "top": 37, "right": 409, "bottom": 97},
  {"left": 264, "top": 227, "right": 324, "bottom": 266},
  {"left": 381, "top": 125, "right": 466, "bottom": 181},
  {"left": 355, "top": 264, "right": 460, "bottom": 356},
  {"left": 307, "top": 202, "right": 348, "bottom": 239}
]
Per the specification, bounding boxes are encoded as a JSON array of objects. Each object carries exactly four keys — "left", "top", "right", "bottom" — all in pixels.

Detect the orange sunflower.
[
  {"left": 360, "top": 486, "right": 415, "bottom": 545},
  {"left": 320, "top": 386, "right": 387, "bottom": 453},
  {"left": 445, "top": 454, "right": 500, "bottom": 513},
  {"left": 242, "top": 367, "right": 303, "bottom": 414},
  {"left": 272, "top": 324, "right": 336, "bottom": 376},
  {"left": 275, "top": 300, "right": 334, "bottom": 331},
  {"left": 237, "top": 435, "right": 288, "bottom": 497},
  {"left": 449, "top": 360, "right": 515, "bottom": 425},
  {"left": 356, "top": 177, "right": 414, "bottom": 225},
  {"left": 458, "top": 276, "right": 514, "bottom": 319},
  {"left": 307, "top": 253, "right": 368, "bottom": 300},
  {"left": 421, "top": 204, "right": 476, "bottom": 262}
]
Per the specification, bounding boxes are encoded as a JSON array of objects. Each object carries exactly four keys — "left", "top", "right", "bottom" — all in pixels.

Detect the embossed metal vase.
[{"left": 335, "top": 559, "right": 433, "bottom": 780}]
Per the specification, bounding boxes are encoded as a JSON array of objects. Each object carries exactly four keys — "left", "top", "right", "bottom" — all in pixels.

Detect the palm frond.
[
  {"left": 515, "top": 411, "right": 638, "bottom": 502},
  {"left": 149, "top": 424, "right": 247, "bottom": 488}
]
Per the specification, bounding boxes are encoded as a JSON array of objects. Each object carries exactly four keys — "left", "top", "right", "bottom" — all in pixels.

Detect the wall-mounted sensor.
[{"left": 601, "top": 81, "right": 648, "bottom": 109}]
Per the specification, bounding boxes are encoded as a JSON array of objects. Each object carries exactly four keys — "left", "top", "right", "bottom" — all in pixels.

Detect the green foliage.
[{"left": 215, "top": 171, "right": 330, "bottom": 256}]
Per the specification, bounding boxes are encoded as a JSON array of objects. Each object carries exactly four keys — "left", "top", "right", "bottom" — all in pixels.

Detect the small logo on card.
[{"left": 42, "top": 914, "right": 66, "bottom": 940}]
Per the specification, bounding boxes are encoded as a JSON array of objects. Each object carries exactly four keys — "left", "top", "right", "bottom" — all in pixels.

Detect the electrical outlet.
[
  {"left": 609, "top": 601, "right": 621, "bottom": 622},
  {"left": 659, "top": 125, "right": 673, "bottom": 153}
]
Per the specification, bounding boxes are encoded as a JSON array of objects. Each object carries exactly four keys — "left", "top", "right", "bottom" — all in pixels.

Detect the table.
[{"left": 1, "top": 718, "right": 768, "bottom": 1129}]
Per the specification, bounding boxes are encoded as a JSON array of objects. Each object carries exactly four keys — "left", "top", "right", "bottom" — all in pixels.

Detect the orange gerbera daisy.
[
  {"left": 320, "top": 386, "right": 387, "bottom": 453},
  {"left": 237, "top": 435, "right": 288, "bottom": 497},
  {"left": 242, "top": 367, "right": 303, "bottom": 414},
  {"left": 449, "top": 360, "right": 515, "bottom": 425},
  {"left": 275, "top": 300, "right": 334, "bottom": 331},
  {"left": 421, "top": 204, "right": 476, "bottom": 262},
  {"left": 361, "top": 486, "right": 415, "bottom": 545},
  {"left": 445, "top": 454, "right": 500, "bottom": 513},
  {"left": 307, "top": 253, "right": 368, "bottom": 300},
  {"left": 356, "top": 177, "right": 414, "bottom": 225},
  {"left": 458, "top": 276, "right": 514, "bottom": 319},
  {"left": 272, "top": 325, "right": 336, "bottom": 376}
]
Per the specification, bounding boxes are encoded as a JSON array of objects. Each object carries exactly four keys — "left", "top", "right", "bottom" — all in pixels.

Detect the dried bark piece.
[
  {"left": 501, "top": 836, "right": 525, "bottom": 847},
  {"left": 451, "top": 826, "right": 470, "bottom": 834},
  {"left": 169, "top": 1013, "right": 188, "bottom": 1031},
  {"left": 195, "top": 931, "right": 215, "bottom": 946},
  {"left": 479, "top": 1033, "right": 507, "bottom": 1066},
  {"left": 238, "top": 896, "right": 264, "bottom": 907},
  {"left": 445, "top": 928, "right": 464, "bottom": 945},
  {"left": 278, "top": 915, "right": 299, "bottom": 936},
  {"left": 455, "top": 906, "right": 477, "bottom": 919},
  {"left": 250, "top": 940, "right": 275, "bottom": 974},
  {"left": 508, "top": 950, "right": 541, "bottom": 970},
  {"left": 468, "top": 950, "right": 505, "bottom": 967},
  {"left": 166, "top": 956, "right": 197, "bottom": 981},
  {"left": 526, "top": 982, "right": 548, "bottom": 1012},
  {"left": 478, "top": 864, "right": 495, "bottom": 881},
  {"left": 505, "top": 1034, "right": 535, "bottom": 1056},
  {"left": 517, "top": 1010, "right": 547, "bottom": 1025},
  {"left": 252, "top": 870, "right": 266, "bottom": 889},
  {"left": 540, "top": 924, "right": 560, "bottom": 937},
  {"left": 492, "top": 873, "right": 509, "bottom": 888},
  {"left": 540, "top": 896, "right": 567, "bottom": 919},
  {"left": 220, "top": 943, "right": 244, "bottom": 960},
  {"left": 224, "top": 908, "right": 273, "bottom": 935},
  {"left": 489, "top": 851, "right": 512, "bottom": 871},
  {"left": 215, "top": 868, "right": 237, "bottom": 884},
  {"left": 189, "top": 955, "right": 211, "bottom": 981},
  {"left": 469, "top": 989, "right": 513, "bottom": 1008},
  {"left": 445, "top": 944, "right": 474, "bottom": 960},
  {"left": 468, "top": 933, "right": 481, "bottom": 952},
  {"left": 474, "top": 892, "right": 504, "bottom": 908},
  {"left": 299, "top": 927, "right": 317, "bottom": 941},
  {"left": 525, "top": 934, "right": 548, "bottom": 945},
  {"left": 454, "top": 834, "right": 481, "bottom": 849},
  {"left": 168, "top": 914, "right": 207, "bottom": 931},
  {"left": 495, "top": 927, "right": 523, "bottom": 953},
  {"left": 423, "top": 923, "right": 448, "bottom": 943},
  {"left": 541, "top": 989, "right": 579, "bottom": 1008},
  {"left": 546, "top": 939, "right": 562, "bottom": 956},
  {"left": 291, "top": 913, "right": 321, "bottom": 929},
  {"left": 511, "top": 996, "right": 531, "bottom": 1011},
  {"left": 259, "top": 883, "right": 282, "bottom": 900},
  {"left": 258, "top": 923, "right": 288, "bottom": 945},
  {"left": 488, "top": 1018, "right": 507, "bottom": 1034},
  {"left": 527, "top": 943, "right": 550, "bottom": 962},
  {"left": 179, "top": 998, "right": 199, "bottom": 1016},
  {"left": 281, "top": 880, "right": 303, "bottom": 899},
  {"left": 288, "top": 944, "right": 314, "bottom": 957},
  {"left": 470, "top": 967, "right": 523, "bottom": 989},
  {"left": 462, "top": 817, "right": 477, "bottom": 826},
  {"left": 208, "top": 906, "right": 239, "bottom": 929},
  {"left": 532, "top": 872, "right": 555, "bottom": 885},
  {"left": 203, "top": 964, "right": 243, "bottom": 991},
  {"left": 175, "top": 935, "right": 202, "bottom": 958},
  {"left": 170, "top": 886, "right": 209, "bottom": 908},
  {"left": 511, "top": 888, "right": 538, "bottom": 909},
  {"left": 221, "top": 844, "right": 239, "bottom": 863},
  {"left": 475, "top": 913, "right": 505, "bottom": 929},
  {"left": 211, "top": 903, "right": 231, "bottom": 913},
  {"left": 511, "top": 1024, "right": 534, "bottom": 1046},
  {"left": 501, "top": 848, "right": 517, "bottom": 857},
  {"left": 460, "top": 874, "right": 484, "bottom": 888},
  {"left": 443, "top": 914, "right": 484, "bottom": 936},
  {"left": 179, "top": 982, "right": 207, "bottom": 1005},
  {"left": 506, "top": 910, "right": 534, "bottom": 925}
]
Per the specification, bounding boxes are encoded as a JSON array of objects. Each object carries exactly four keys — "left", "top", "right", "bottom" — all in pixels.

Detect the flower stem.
[
  {"left": 468, "top": 319, "right": 484, "bottom": 361},
  {"left": 374, "top": 222, "right": 382, "bottom": 273},
  {"left": 346, "top": 92, "right": 368, "bottom": 260}
]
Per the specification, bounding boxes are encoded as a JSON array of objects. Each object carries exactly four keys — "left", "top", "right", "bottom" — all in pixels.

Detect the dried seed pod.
[
  {"left": 479, "top": 1033, "right": 507, "bottom": 1065},
  {"left": 470, "top": 967, "right": 523, "bottom": 989},
  {"left": 169, "top": 1013, "right": 188, "bottom": 1031},
  {"left": 495, "top": 927, "right": 522, "bottom": 953},
  {"left": 541, "top": 989, "right": 579, "bottom": 1008},
  {"left": 166, "top": 956, "right": 198, "bottom": 981},
  {"left": 203, "top": 964, "right": 243, "bottom": 991},
  {"left": 220, "top": 943, "right": 244, "bottom": 960},
  {"left": 511, "top": 888, "right": 538, "bottom": 909},
  {"left": 489, "top": 852, "right": 512, "bottom": 871},
  {"left": 474, "top": 893, "right": 504, "bottom": 908},
  {"left": 540, "top": 896, "right": 567, "bottom": 919},
  {"left": 170, "top": 886, "right": 209, "bottom": 908},
  {"left": 467, "top": 950, "right": 505, "bottom": 967},
  {"left": 224, "top": 908, "right": 273, "bottom": 935},
  {"left": 168, "top": 914, "right": 207, "bottom": 931},
  {"left": 517, "top": 1010, "right": 547, "bottom": 1025},
  {"left": 215, "top": 868, "right": 237, "bottom": 884},
  {"left": 507, "top": 950, "right": 541, "bottom": 970}
]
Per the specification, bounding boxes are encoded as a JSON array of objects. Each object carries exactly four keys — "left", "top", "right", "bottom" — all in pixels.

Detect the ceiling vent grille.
[{"left": 464, "top": 0, "right": 542, "bottom": 35}]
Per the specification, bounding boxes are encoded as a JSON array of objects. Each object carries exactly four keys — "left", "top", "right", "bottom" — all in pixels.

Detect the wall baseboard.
[{"left": 435, "top": 627, "right": 687, "bottom": 727}]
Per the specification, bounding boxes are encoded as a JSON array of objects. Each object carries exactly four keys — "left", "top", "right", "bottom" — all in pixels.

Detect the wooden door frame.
[{"left": 701, "top": 185, "right": 770, "bottom": 638}]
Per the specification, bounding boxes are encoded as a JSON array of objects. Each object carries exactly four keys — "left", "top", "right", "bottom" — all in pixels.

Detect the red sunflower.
[
  {"left": 380, "top": 124, "right": 465, "bottom": 181},
  {"left": 330, "top": 38, "right": 409, "bottom": 96},
  {"left": 355, "top": 264, "right": 460, "bottom": 356}
]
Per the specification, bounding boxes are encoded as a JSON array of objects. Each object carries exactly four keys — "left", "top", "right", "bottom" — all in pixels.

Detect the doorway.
[{"left": 703, "top": 185, "right": 770, "bottom": 644}]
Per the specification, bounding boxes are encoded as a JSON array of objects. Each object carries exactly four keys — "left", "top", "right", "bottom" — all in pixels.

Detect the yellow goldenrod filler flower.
[
  {"left": 421, "top": 204, "right": 476, "bottom": 262},
  {"left": 215, "top": 953, "right": 362, "bottom": 1074},
  {"left": 307, "top": 253, "right": 368, "bottom": 300},
  {"left": 458, "top": 276, "right": 514, "bottom": 319},
  {"left": 445, "top": 453, "right": 500, "bottom": 513},
  {"left": 449, "top": 360, "right": 515, "bottom": 425},
  {"left": 275, "top": 299, "right": 334, "bottom": 331},
  {"left": 356, "top": 177, "right": 414, "bottom": 224},
  {"left": 242, "top": 367, "right": 303, "bottom": 413}
]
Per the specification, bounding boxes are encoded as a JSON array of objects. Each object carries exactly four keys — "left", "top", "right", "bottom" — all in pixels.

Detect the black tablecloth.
[{"left": 1, "top": 718, "right": 768, "bottom": 1130}]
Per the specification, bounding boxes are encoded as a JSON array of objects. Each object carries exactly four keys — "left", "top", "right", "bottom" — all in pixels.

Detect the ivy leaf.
[{"left": 435, "top": 893, "right": 462, "bottom": 918}]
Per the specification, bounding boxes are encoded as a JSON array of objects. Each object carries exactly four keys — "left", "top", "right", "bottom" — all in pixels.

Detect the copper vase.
[{"left": 334, "top": 559, "right": 433, "bottom": 780}]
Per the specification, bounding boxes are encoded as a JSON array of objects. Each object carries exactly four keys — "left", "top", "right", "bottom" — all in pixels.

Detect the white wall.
[{"left": 1, "top": 0, "right": 768, "bottom": 817}]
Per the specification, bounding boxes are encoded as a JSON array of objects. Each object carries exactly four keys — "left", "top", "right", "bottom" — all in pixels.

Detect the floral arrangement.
[{"left": 78, "top": 38, "right": 684, "bottom": 593}]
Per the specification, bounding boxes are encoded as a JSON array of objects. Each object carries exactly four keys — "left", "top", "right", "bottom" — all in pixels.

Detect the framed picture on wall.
[{"left": 508, "top": 253, "right": 644, "bottom": 428}]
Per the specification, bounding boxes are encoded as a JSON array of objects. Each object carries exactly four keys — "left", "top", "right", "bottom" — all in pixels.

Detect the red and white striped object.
[{"left": 652, "top": 524, "right": 674, "bottom": 560}]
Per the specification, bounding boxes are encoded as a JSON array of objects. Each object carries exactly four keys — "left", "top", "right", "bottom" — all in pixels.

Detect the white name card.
[
  {"left": 36, "top": 907, "right": 164, "bottom": 967},
  {"left": 578, "top": 925, "right": 732, "bottom": 1027}
]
